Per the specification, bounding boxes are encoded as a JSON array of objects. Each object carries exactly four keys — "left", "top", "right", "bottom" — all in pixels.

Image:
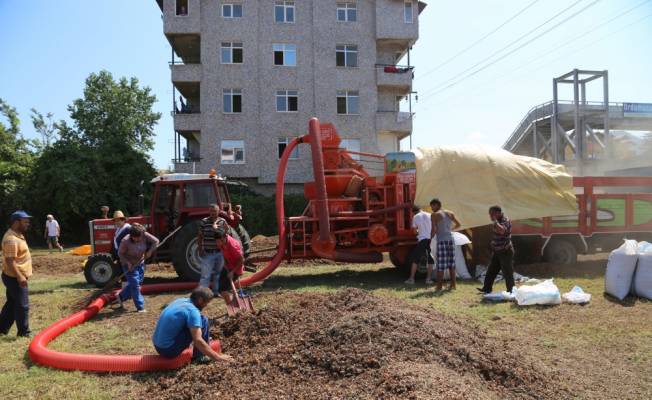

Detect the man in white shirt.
[
  {"left": 405, "top": 205, "right": 435, "bottom": 284},
  {"left": 44, "top": 214, "right": 64, "bottom": 253}
]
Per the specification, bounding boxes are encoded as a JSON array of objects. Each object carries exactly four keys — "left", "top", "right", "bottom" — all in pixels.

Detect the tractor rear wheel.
[
  {"left": 84, "top": 253, "right": 118, "bottom": 288},
  {"left": 172, "top": 221, "right": 247, "bottom": 281},
  {"left": 172, "top": 220, "right": 202, "bottom": 281},
  {"left": 236, "top": 223, "right": 251, "bottom": 258}
]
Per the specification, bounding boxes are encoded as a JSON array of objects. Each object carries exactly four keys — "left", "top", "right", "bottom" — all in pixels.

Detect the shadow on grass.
[
  {"left": 31, "top": 281, "right": 90, "bottom": 294},
  {"left": 258, "top": 266, "right": 412, "bottom": 292},
  {"left": 602, "top": 293, "right": 638, "bottom": 307},
  {"left": 515, "top": 259, "right": 606, "bottom": 279}
]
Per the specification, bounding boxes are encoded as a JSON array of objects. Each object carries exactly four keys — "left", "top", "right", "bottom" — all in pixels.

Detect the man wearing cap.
[{"left": 1, "top": 211, "right": 33, "bottom": 337}]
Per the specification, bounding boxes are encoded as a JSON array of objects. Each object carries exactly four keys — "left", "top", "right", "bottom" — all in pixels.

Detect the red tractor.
[{"left": 84, "top": 173, "right": 251, "bottom": 287}]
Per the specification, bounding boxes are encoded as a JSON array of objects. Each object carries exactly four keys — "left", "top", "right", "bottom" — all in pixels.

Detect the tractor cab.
[{"left": 149, "top": 172, "right": 232, "bottom": 237}]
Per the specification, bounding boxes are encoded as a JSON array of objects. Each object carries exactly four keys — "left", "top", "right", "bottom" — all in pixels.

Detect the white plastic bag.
[
  {"left": 483, "top": 289, "right": 516, "bottom": 302},
  {"left": 431, "top": 233, "right": 472, "bottom": 280},
  {"left": 604, "top": 240, "right": 639, "bottom": 300},
  {"left": 514, "top": 279, "right": 561, "bottom": 306},
  {"left": 634, "top": 241, "right": 652, "bottom": 300},
  {"left": 562, "top": 286, "right": 591, "bottom": 304}
]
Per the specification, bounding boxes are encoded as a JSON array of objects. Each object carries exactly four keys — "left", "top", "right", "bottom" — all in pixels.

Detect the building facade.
[{"left": 156, "top": 0, "right": 425, "bottom": 184}]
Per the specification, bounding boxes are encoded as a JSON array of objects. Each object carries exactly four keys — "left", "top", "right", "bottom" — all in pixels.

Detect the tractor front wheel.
[
  {"left": 84, "top": 253, "right": 118, "bottom": 288},
  {"left": 390, "top": 247, "right": 412, "bottom": 274}
]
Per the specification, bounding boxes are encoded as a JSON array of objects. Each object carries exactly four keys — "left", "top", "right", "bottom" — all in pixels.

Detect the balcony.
[
  {"left": 168, "top": 34, "right": 200, "bottom": 64},
  {"left": 171, "top": 62, "right": 201, "bottom": 82},
  {"left": 376, "top": 111, "right": 413, "bottom": 135},
  {"left": 174, "top": 112, "right": 201, "bottom": 131},
  {"left": 375, "top": 0, "right": 419, "bottom": 43},
  {"left": 160, "top": 0, "right": 200, "bottom": 35},
  {"left": 376, "top": 65, "right": 413, "bottom": 91}
]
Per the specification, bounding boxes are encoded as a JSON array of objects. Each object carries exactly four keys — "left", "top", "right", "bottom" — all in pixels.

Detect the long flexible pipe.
[
  {"left": 28, "top": 282, "right": 220, "bottom": 372},
  {"left": 238, "top": 135, "right": 303, "bottom": 286}
]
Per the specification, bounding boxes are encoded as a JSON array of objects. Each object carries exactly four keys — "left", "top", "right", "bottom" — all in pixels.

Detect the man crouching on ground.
[
  {"left": 213, "top": 227, "right": 244, "bottom": 304},
  {"left": 152, "top": 287, "right": 233, "bottom": 363}
]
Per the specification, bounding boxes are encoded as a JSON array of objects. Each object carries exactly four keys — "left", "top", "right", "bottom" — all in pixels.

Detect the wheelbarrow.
[{"left": 225, "top": 278, "right": 254, "bottom": 316}]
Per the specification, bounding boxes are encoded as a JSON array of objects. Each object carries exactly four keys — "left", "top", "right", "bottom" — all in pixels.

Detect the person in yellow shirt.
[{"left": 1, "top": 210, "right": 33, "bottom": 337}]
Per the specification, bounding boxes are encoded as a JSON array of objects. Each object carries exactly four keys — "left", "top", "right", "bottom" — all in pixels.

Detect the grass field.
[{"left": 0, "top": 253, "right": 650, "bottom": 399}]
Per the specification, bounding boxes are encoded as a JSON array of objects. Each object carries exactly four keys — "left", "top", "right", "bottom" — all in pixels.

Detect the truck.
[{"left": 510, "top": 176, "right": 652, "bottom": 265}]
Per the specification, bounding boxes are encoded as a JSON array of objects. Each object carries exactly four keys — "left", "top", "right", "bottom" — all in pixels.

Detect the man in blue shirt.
[{"left": 153, "top": 287, "right": 233, "bottom": 362}]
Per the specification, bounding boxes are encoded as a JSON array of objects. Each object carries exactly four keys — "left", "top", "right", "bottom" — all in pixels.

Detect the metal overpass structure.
[{"left": 503, "top": 69, "right": 652, "bottom": 175}]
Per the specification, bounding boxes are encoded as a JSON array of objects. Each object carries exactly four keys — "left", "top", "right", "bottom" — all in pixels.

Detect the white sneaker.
[
  {"left": 137, "top": 309, "right": 147, "bottom": 313},
  {"left": 425, "top": 280, "right": 434, "bottom": 285},
  {"left": 404, "top": 278, "right": 415, "bottom": 284}
]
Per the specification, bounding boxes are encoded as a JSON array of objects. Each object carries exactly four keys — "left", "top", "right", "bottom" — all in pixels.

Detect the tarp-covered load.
[{"left": 414, "top": 146, "right": 578, "bottom": 229}]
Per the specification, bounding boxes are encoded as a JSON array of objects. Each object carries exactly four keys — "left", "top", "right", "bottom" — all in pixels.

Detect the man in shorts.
[
  {"left": 430, "top": 198, "right": 461, "bottom": 291},
  {"left": 405, "top": 205, "right": 435, "bottom": 285},
  {"left": 212, "top": 228, "right": 244, "bottom": 305},
  {"left": 44, "top": 214, "right": 64, "bottom": 253}
]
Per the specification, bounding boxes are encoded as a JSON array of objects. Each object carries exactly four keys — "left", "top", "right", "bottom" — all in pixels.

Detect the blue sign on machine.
[{"left": 623, "top": 102, "right": 652, "bottom": 117}]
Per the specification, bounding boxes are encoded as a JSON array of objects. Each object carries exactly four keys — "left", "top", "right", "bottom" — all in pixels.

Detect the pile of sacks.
[{"left": 604, "top": 240, "right": 652, "bottom": 301}]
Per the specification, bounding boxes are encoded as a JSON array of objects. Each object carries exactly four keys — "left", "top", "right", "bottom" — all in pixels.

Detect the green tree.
[
  {"left": 0, "top": 99, "right": 37, "bottom": 221},
  {"left": 61, "top": 70, "right": 160, "bottom": 152},
  {"left": 30, "top": 108, "right": 58, "bottom": 149},
  {"left": 25, "top": 71, "right": 160, "bottom": 243}
]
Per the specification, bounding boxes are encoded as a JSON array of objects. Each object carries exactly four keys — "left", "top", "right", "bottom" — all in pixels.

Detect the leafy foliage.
[
  {"left": 0, "top": 99, "right": 37, "bottom": 222},
  {"left": 231, "top": 188, "right": 307, "bottom": 236},
  {"left": 23, "top": 71, "right": 160, "bottom": 243}
]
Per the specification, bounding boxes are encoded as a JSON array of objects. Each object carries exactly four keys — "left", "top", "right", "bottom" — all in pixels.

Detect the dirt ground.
[
  {"left": 144, "top": 289, "right": 569, "bottom": 400},
  {"left": 25, "top": 251, "right": 652, "bottom": 399}
]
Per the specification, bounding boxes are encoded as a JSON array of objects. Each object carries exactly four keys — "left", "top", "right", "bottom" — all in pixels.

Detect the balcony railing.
[
  {"left": 376, "top": 111, "right": 413, "bottom": 134},
  {"left": 375, "top": 64, "right": 413, "bottom": 89}
]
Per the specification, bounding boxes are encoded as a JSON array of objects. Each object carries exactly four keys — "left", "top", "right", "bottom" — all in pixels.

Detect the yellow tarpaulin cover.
[{"left": 414, "top": 146, "right": 578, "bottom": 229}]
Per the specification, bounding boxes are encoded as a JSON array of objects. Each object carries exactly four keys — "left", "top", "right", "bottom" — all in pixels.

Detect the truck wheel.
[
  {"left": 84, "top": 253, "right": 118, "bottom": 288},
  {"left": 544, "top": 239, "right": 578, "bottom": 265},
  {"left": 172, "top": 220, "right": 202, "bottom": 281},
  {"left": 236, "top": 224, "right": 251, "bottom": 258}
]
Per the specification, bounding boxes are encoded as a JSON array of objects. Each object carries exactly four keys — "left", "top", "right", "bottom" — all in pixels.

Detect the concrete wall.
[{"left": 163, "top": 0, "right": 420, "bottom": 184}]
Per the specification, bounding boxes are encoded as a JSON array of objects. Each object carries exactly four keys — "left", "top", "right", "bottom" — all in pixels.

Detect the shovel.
[{"left": 225, "top": 277, "right": 254, "bottom": 316}]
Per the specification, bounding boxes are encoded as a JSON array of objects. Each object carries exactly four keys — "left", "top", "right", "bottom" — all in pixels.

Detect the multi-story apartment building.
[{"left": 156, "top": 0, "right": 425, "bottom": 186}]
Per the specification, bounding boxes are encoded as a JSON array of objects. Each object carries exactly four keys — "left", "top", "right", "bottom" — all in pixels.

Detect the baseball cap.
[{"left": 10, "top": 210, "right": 32, "bottom": 222}]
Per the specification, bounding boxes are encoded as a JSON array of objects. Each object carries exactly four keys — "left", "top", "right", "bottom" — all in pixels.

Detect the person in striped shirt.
[{"left": 479, "top": 205, "right": 515, "bottom": 294}]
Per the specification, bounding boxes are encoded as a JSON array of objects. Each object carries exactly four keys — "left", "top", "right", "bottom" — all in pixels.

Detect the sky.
[{"left": 1, "top": 0, "right": 652, "bottom": 169}]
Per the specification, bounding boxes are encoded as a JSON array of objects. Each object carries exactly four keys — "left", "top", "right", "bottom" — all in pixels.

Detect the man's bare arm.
[
  {"left": 5, "top": 257, "right": 27, "bottom": 286},
  {"left": 430, "top": 213, "right": 439, "bottom": 238},
  {"left": 190, "top": 327, "right": 232, "bottom": 362},
  {"left": 448, "top": 212, "right": 462, "bottom": 231}
]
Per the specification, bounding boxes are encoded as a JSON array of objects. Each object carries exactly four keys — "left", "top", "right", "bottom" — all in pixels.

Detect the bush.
[{"left": 231, "top": 188, "right": 306, "bottom": 237}]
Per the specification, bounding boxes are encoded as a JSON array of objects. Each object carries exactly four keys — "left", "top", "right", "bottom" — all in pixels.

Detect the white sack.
[
  {"left": 514, "top": 279, "right": 561, "bottom": 306},
  {"left": 562, "top": 286, "right": 591, "bottom": 304},
  {"left": 634, "top": 241, "right": 652, "bottom": 300},
  {"left": 430, "top": 236, "right": 472, "bottom": 280},
  {"left": 604, "top": 240, "right": 639, "bottom": 301}
]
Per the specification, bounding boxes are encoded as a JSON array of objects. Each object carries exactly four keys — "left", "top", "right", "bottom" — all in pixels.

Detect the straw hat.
[{"left": 113, "top": 210, "right": 126, "bottom": 220}]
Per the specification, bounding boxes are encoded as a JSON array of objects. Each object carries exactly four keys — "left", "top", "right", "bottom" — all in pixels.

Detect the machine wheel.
[
  {"left": 84, "top": 253, "right": 118, "bottom": 288},
  {"left": 543, "top": 239, "right": 578, "bottom": 265},
  {"left": 389, "top": 247, "right": 411, "bottom": 274},
  {"left": 172, "top": 220, "right": 203, "bottom": 281}
]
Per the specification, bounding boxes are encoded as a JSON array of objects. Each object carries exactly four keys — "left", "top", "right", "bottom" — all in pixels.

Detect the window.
[
  {"left": 221, "top": 140, "right": 245, "bottom": 164},
  {"left": 276, "top": 90, "right": 298, "bottom": 112},
  {"left": 221, "top": 42, "right": 243, "bottom": 64},
  {"left": 278, "top": 137, "right": 300, "bottom": 159},
  {"left": 336, "top": 45, "right": 358, "bottom": 67},
  {"left": 337, "top": 3, "right": 356, "bottom": 22},
  {"left": 184, "top": 183, "right": 217, "bottom": 208},
  {"left": 404, "top": 1, "right": 413, "bottom": 23},
  {"left": 223, "top": 89, "right": 242, "bottom": 113},
  {"left": 275, "top": 1, "right": 295, "bottom": 23},
  {"left": 337, "top": 90, "right": 359, "bottom": 114},
  {"left": 273, "top": 44, "right": 296, "bottom": 66},
  {"left": 176, "top": 0, "right": 188, "bottom": 16},
  {"left": 222, "top": 3, "right": 243, "bottom": 18},
  {"left": 341, "top": 139, "right": 361, "bottom": 160}
]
